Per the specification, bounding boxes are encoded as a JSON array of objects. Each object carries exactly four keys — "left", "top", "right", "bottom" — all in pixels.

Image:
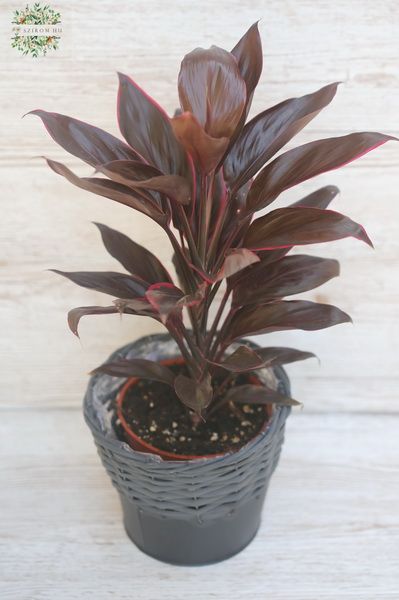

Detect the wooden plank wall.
[
  {"left": 1, "top": 0, "right": 398, "bottom": 412},
  {"left": 1, "top": 2, "right": 398, "bottom": 598}
]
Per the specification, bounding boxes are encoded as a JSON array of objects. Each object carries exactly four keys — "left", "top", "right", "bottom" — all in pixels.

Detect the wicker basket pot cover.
[{"left": 84, "top": 333, "right": 291, "bottom": 565}]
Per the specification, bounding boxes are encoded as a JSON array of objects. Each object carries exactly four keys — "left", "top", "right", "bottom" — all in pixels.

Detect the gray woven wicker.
[{"left": 84, "top": 333, "right": 291, "bottom": 565}]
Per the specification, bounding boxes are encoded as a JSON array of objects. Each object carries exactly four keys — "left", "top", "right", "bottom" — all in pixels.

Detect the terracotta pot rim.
[{"left": 116, "top": 357, "right": 272, "bottom": 461}]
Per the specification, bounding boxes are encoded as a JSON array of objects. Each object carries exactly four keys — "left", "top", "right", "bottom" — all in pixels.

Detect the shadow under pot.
[{"left": 84, "top": 333, "right": 291, "bottom": 566}]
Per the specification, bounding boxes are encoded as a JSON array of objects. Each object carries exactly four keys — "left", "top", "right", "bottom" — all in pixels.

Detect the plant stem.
[
  {"left": 206, "top": 195, "right": 229, "bottom": 270},
  {"left": 166, "top": 321, "right": 196, "bottom": 378},
  {"left": 205, "top": 285, "right": 231, "bottom": 353},
  {"left": 166, "top": 227, "right": 196, "bottom": 293},
  {"left": 178, "top": 205, "right": 203, "bottom": 270},
  {"left": 210, "top": 305, "right": 238, "bottom": 361}
]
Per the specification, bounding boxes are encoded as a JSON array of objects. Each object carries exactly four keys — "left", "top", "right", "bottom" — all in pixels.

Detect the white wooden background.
[{"left": 1, "top": 1, "right": 398, "bottom": 598}]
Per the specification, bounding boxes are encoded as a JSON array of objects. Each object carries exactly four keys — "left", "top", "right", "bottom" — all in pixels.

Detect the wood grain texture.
[
  {"left": 0, "top": 0, "right": 398, "bottom": 596},
  {"left": 1, "top": 410, "right": 399, "bottom": 600}
]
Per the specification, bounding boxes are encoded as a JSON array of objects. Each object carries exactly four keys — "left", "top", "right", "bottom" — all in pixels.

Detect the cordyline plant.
[{"left": 30, "top": 23, "right": 395, "bottom": 421}]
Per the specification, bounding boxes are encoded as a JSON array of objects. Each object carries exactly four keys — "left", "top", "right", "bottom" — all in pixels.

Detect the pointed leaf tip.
[
  {"left": 247, "top": 131, "right": 396, "bottom": 212},
  {"left": 174, "top": 373, "right": 213, "bottom": 415},
  {"left": 117, "top": 72, "right": 188, "bottom": 175},
  {"left": 244, "top": 207, "right": 375, "bottom": 251},
  {"left": 92, "top": 358, "right": 175, "bottom": 386}
]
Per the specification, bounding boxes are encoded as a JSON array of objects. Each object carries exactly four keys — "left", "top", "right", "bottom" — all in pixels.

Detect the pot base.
[{"left": 120, "top": 490, "right": 267, "bottom": 566}]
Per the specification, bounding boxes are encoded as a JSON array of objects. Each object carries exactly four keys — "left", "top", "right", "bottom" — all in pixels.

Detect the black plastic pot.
[{"left": 84, "top": 334, "right": 291, "bottom": 566}]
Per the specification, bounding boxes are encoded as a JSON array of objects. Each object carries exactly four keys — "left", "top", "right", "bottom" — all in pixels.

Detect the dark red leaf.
[
  {"left": 231, "top": 22, "right": 263, "bottom": 114},
  {"left": 255, "top": 346, "right": 317, "bottom": 366},
  {"left": 92, "top": 358, "right": 175, "bottom": 386},
  {"left": 246, "top": 132, "right": 395, "bottom": 212},
  {"left": 174, "top": 372, "right": 213, "bottom": 415},
  {"left": 127, "top": 175, "right": 192, "bottom": 205},
  {"left": 225, "top": 384, "right": 300, "bottom": 406},
  {"left": 231, "top": 248, "right": 290, "bottom": 284},
  {"left": 28, "top": 110, "right": 141, "bottom": 166},
  {"left": 232, "top": 186, "right": 340, "bottom": 273},
  {"left": 93, "top": 222, "right": 172, "bottom": 284},
  {"left": 52, "top": 270, "right": 148, "bottom": 299},
  {"left": 117, "top": 72, "right": 188, "bottom": 175},
  {"left": 45, "top": 158, "right": 167, "bottom": 223},
  {"left": 210, "top": 345, "right": 265, "bottom": 372},
  {"left": 178, "top": 283, "right": 208, "bottom": 307},
  {"left": 225, "top": 83, "right": 339, "bottom": 191},
  {"left": 113, "top": 297, "right": 155, "bottom": 315},
  {"left": 243, "top": 207, "right": 373, "bottom": 250},
  {"left": 290, "top": 185, "right": 339, "bottom": 209},
  {"left": 145, "top": 282, "right": 205, "bottom": 323},
  {"left": 97, "top": 161, "right": 191, "bottom": 205},
  {"left": 210, "top": 344, "right": 315, "bottom": 381},
  {"left": 233, "top": 254, "right": 340, "bottom": 305},
  {"left": 96, "top": 159, "right": 162, "bottom": 182},
  {"left": 145, "top": 283, "right": 185, "bottom": 323},
  {"left": 171, "top": 111, "right": 229, "bottom": 174},
  {"left": 215, "top": 248, "right": 260, "bottom": 281},
  {"left": 226, "top": 300, "right": 352, "bottom": 341},
  {"left": 178, "top": 46, "right": 246, "bottom": 138},
  {"left": 67, "top": 305, "right": 119, "bottom": 337}
]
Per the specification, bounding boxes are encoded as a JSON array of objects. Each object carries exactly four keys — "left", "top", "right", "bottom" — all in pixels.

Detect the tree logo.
[{"left": 11, "top": 3, "right": 62, "bottom": 57}]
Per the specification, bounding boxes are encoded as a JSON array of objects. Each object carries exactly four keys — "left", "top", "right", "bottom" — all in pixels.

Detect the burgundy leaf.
[
  {"left": 210, "top": 345, "right": 266, "bottom": 372},
  {"left": 231, "top": 186, "right": 340, "bottom": 274},
  {"left": 233, "top": 255, "right": 340, "bottom": 305},
  {"left": 255, "top": 346, "right": 317, "bottom": 366},
  {"left": 96, "top": 159, "right": 162, "bottom": 182},
  {"left": 117, "top": 72, "right": 188, "bottom": 175},
  {"left": 113, "top": 297, "right": 155, "bottom": 315},
  {"left": 28, "top": 110, "right": 141, "bottom": 166},
  {"left": 290, "top": 185, "right": 339, "bottom": 209},
  {"left": 94, "top": 222, "right": 171, "bottom": 284},
  {"left": 97, "top": 161, "right": 191, "bottom": 205},
  {"left": 215, "top": 23, "right": 263, "bottom": 169},
  {"left": 67, "top": 305, "right": 119, "bottom": 337},
  {"left": 226, "top": 300, "right": 352, "bottom": 341},
  {"left": 145, "top": 283, "right": 185, "bottom": 323},
  {"left": 145, "top": 282, "right": 205, "bottom": 323},
  {"left": 52, "top": 270, "right": 148, "bottom": 299},
  {"left": 225, "top": 83, "right": 339, "bottom": 191},
  {"left": 225, "top": 384, "right": 300, "bottom": 406},
  {"left": 243, "top": 207, "right": 373, "bottom": 250},
  {"left": 171, "top": 111, "right": 229, "bottom": 174},
  {"left": 246, "top": 132, "right": 395, "bottom": 212},
  {"left": 209, "top": 343, "right": 316, "bottom": 374},
  {"left": 45, "top": 158, "right": 167, "bottom": 223},
  {"left": 178, "top": 283, "right": 208, "bottom": 307},
  {"left": 174, "top": 372, "right": 213, "bottom": 415},
  {"left": 125, "top": 175, "right": 192, "bottom": 205},
  {"left": 231, "top": 22, "right": 263, "bottom": 115},
  {"left": 178, "top": 46, "right": 246, "bottom": 138},
  {"left": 215, "top": 248, "right": 260, "bottom": 281},
  {"left": 92, "top": 358, "right": 175, "bottom": 386},
  {"left": 230, "top": 248, "right": 290, "bottom": 286}
]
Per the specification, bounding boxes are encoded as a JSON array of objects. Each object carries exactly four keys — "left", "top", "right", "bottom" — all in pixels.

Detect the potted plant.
[{"left": 30, "top": 23, "right": 394, "bottom": 565}]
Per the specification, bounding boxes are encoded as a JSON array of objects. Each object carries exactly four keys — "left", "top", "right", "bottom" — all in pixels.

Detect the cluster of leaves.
[
  {"left": 31, "top": 23, "right": 394, "bottom": 419},
  {"left": 11, "top": 3, "right": 61, "bottom": 57}
]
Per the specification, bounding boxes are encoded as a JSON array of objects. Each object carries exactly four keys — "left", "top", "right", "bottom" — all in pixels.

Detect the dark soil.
[{"left": 119, "top": 364, "right": 270, "bottom": 456}]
